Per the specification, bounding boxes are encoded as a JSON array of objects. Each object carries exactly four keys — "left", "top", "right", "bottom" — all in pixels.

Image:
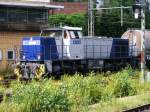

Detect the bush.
[
  {"left": 0, "top": 69, "right": 142, "bottom": 112},
  {"left": 113, "top": 70, "right": 137, "bottom": 97},
  {"left": 62, "top": 73, "right": 104, "bottom": 107},
  {"left": 37, "top": 86, "right": 71, "bottom": 112},
  {"left": 12, "top": 80, "right": 71, "bottom": 112}
]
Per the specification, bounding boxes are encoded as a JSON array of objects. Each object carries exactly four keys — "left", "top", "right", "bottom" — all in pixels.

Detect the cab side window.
[{"left": 74, "top": 31, "right": 79, "bottom": 39}]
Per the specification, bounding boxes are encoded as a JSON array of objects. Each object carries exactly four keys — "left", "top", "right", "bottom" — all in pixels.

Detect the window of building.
[
  {"left": 0, "top": 50, "right": 2, "bottom": 60},
  {"left": 0, "top": 8, "right": 7, "bottom": 22},
  {"left": 7, "top": 50, "right": 15, "bottom": 60},
  {"left": 0, "top": 7, "right": 47, "bottom": 23}
]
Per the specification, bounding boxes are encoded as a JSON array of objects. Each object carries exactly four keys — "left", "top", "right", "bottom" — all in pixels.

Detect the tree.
[
  {"left": 94, "top": 0, "right": 143, "bottom": 37},
  {"left": 49, "top": 13, "right": 87, "bottom": 34},
  {"left": 49, "top": 0, "right": 150, "bottom": 37}
]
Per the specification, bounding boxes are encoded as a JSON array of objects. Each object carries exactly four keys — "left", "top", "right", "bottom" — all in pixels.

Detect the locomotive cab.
[
  {"left": 41, "top": 26, "right": 84, "bottom": 60},
  {"left": 40, "top": 26, "right": 83, "bottom": 39}
]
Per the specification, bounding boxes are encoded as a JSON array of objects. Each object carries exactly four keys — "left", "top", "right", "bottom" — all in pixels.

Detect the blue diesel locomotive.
[{"left": 15, "top": 26, "right": 133, "bottom": 79}]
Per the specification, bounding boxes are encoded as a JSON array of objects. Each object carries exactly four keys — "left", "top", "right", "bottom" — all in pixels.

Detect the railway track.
[
  {"left": 0, "top": 92, "right": 3, "bottom": 103},
  {"left": 122, "top": 104, "right": 150, "bottom": 112},
  {"left": 0, "top": 76, "right": 17, "bottom": 87}
]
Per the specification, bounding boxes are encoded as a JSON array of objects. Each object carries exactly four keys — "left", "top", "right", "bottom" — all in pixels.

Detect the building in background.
[
  {"left": 25, "top": 0, "right": 50, "bottom": 2},
  {"left": 50, "top": 2, "right": 88, "bottom": 14},
  {"left": 0, "top": 0, "right": 50, "bottom": 2},
  {"left": 0, "top": 1, "right": 63, "bottom": 70}
]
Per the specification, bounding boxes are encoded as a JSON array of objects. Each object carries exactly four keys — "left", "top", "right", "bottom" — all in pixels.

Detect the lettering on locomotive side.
[
  {"left": 23, "top": 40, "right": 41, "bottom": 45},
  {"left": 73, "top": 40, "right": 81, "bottom": 44}
]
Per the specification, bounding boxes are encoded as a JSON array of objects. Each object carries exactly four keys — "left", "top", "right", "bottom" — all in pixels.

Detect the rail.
[{"left": 122, "top": 104, "right": 150, "bottom": 112}]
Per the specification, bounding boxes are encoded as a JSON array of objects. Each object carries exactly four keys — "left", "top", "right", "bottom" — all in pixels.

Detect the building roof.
[{"left": 0, "top": 1, "right": 64, "bottom": 9}]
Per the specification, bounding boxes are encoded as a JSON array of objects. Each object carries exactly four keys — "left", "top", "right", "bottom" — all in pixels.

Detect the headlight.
[
  {"left": 147, "top": 56, "right": 150, "bottom": 60},
  {"left": 37, "top": 55, "right": 41, "bottom": 60},
  {"left": 23, "top": 55, "right": 25, "bottom": 59}
]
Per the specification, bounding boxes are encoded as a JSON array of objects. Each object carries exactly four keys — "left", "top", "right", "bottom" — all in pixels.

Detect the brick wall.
[{"left": 49, "top": 2, "right": 88, "bottom": 14}]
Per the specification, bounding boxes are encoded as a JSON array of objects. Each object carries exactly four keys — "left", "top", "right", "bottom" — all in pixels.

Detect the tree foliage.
[
  {"left": 49, "top": 0, "right": 150, "bottom": 37},
  {"left": 95, "top": 0, "right": 150, "bottom": 37},
  {"left": 95, "top": 0, "right": 139, "bottom": 37},
  {"left": 49, "top": 13, "right": 87, "bottom": 34}
]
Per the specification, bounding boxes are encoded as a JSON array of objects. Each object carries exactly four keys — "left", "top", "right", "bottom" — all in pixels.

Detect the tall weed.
[
  {"left": 0, "top": 69, "right": 145, "bottom": 112},
  {"left": 113, "top": 70, "right": 137, "bottom": 97}
]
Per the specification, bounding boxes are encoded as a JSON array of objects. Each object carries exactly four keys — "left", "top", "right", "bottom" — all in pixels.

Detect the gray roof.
[
  {"left": 0, "top": 1, "right": 64, "bottom": 9},
  {"left": 43, "top": 26, "right": 82, "bottom": 31}
]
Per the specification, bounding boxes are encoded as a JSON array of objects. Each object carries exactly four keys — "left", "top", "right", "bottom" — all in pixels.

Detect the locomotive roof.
[{"left": 43, "top": 26, "right": 82, "bottom": 31}]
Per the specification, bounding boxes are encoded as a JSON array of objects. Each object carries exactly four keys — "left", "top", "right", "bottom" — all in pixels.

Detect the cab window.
[
  {"left": 74, "top": 31, "right": 79, "bottom": 39},
  {"left": 77, "top": 31, "right": 82, "bottom": 38},
  {"left": 41, "top": 30, "right": 62, "bottom": 38},
  {"left": 69, "top": 31, "right": 76, "bottom": 39},
  {"left": 69, "top": 30, "right": 82, "bottom": 39}
]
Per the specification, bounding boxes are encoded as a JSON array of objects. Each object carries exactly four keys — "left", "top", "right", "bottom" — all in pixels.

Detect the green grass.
[
  {"left": 88, "top": 93, "right": 150, "bottom": 112},
  {"left": 0, "top": 68, "right": 150, "bottom": 112}
]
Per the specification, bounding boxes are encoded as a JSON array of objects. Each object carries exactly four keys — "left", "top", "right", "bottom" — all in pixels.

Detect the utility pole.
[
  {"left": 121, "top": 6, "right": 123, "bottom": 26},
  {"left": 93, "top": 6, "right": 132, "bottom": 27},
  {"left": 88, "top": 0, "right": 131, "bottom": 36},
  {"left": 88, "top": 0, "right": 94, "bottom": 36},
  {"left": 141, "top": 3, "right": 146, "bottom": 82},
  {"left": 133, "top": 0, "right": 146, "bottom": 82}
]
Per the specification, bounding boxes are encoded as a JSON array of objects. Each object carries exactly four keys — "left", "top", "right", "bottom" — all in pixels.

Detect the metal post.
[
  {"left": 141, "top": 7, "right": 146, "bottom": 82},
  {"left": 93, "top": 6, "right": 132, "bottom": 28},
  {"left": 88, "top": 0, "right": 94, "bottom": 36},
  {"left": 121, "top": 6, "right": 123, "bottom": 26}
]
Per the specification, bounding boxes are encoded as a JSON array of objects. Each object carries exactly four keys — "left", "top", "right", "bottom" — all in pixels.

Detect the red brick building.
[{"left": 49, "top": 2, "right": 88, "bottom": 14}]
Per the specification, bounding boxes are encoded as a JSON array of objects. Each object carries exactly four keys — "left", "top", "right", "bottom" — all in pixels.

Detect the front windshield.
[{"left": 41, "top": 30, "right": 62, "bottom": 38}]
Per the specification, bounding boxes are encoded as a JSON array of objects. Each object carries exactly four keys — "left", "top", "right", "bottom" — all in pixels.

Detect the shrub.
[
  {"left": 12, "top": 80, "right": 71, "bottom": 112},
  {"left": 36, "top": 86, "right": 71, "bottom": 112},
  {"left": 62, "top": 73, "right": 104, "bottom": 108},
  {"left": 0, "top": 69, "right": 142, "bottom": 112},
  {"left": 113, "top": 70, "right": 137, "bottom": 97}
]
